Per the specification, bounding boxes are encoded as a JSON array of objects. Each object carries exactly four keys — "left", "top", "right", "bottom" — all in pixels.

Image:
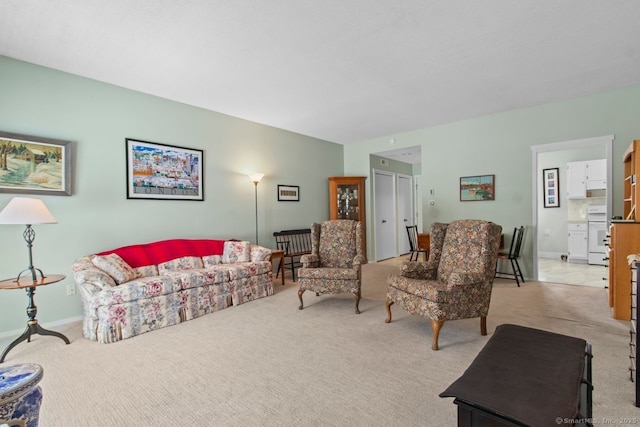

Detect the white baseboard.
[{"left": 0, "top": 315, "right": 82, "bottom": 341}]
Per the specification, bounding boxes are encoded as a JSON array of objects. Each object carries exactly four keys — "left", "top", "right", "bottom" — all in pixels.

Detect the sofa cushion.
[
  {"left": 202, "top": 254, "right": 222, "bottom": 268},
  {"left": 96, "top": 275, "right": 182, "bottom": 306},
  {"left": 133, "top": 265, "right": 159, "bottom": 278},
  {"left": 222, "top": 241, "right": 251, "bottom": 263},
  {"left": 158, "top": 256, "right": 204, "bottom": 274},
  {"left": 92, "top": 253, "right": 139, "bottom": 284}
]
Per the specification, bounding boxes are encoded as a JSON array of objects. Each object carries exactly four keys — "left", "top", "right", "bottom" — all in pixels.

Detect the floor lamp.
[
  {"left": 0, "top": 197, "right": 57, "bottom": 282},
  {"left": 249, "top": 173, "right": 264, "bottom": 245}
]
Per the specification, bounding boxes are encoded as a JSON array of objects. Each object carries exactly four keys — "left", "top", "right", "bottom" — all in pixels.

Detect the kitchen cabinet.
[
  {"left": 567, "top": 159, "right": 607, "bottom": 197},
  {"left": 568, "top": 222, "right": 588, "bottom": 262},
  {"left": 586, "top": 159, "right": 606, "bottom": 190},
  {"left": 566, "top": 161, "right": 587, "bottom": 199}
]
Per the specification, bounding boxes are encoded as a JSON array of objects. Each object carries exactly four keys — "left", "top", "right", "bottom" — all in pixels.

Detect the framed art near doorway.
[
  {"left": 543, "top": 167, "right": 560, "bottom": 208},
  {"left": 460, "top": 174, "right": 495, "bottom": 201}
]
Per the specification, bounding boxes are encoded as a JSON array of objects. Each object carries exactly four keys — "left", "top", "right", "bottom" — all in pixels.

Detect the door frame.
[
  {"left": 396, "top": 173, "right": 414, "bottom": 255},
  {"left": 530, "top": 135, "right": 613, "bottom": 280}
]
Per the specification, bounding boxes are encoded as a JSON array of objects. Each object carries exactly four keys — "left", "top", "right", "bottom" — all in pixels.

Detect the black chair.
[
  {"left": 495, "top": 226, "right": 525, "bottom": 286},
  {"left": 273, "top": 229, "right": 312, "bottom": 281},
  {"left": 406, "top": 225, "right": 429, "bottom": 261}
]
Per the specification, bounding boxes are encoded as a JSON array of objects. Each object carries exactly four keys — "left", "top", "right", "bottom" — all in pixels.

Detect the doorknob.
[
  {"left": 404, "top": 218, "right": 408, "bottom": 222},
  {"left": 382, "top": 220, "right": 387, "bottom": 223}
]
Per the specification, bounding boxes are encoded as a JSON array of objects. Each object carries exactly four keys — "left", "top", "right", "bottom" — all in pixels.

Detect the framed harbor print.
[
  {"left": 543, "top": 167, "right": 560, "bottom": 208},
  {"left": 0, "top": 130, "right": 72, "bottom": 196},
  {"left": 460, "top": 174, "right": 495, "bottom": 201},
  {"left": 126, "top": 138, "right": 204, "bottom": 201}
]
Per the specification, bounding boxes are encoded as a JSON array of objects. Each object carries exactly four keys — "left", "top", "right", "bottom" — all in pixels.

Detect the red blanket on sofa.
[{"left": 97, "top": 239, "right": 227, "bottom": 268}]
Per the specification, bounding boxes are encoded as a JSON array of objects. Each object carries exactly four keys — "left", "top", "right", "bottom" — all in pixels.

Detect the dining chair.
[
  {"left": 495, "top": 226, "right": 525, "bottom": 286},
  {"left": 406, "top": 225, "right": 429, "bottom": 261}
]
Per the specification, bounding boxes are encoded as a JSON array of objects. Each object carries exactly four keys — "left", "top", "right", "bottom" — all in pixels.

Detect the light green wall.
[
  {"left": 345, "top": 84, "right": 640, "bottom": 278},
  {"left": 0, "top": 56, "right": 342, "bottom": 335}
]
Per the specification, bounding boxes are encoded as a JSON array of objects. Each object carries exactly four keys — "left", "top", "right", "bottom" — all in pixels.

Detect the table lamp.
[{"left": 0, "top": 197, "right": 57, "bottom": 282}]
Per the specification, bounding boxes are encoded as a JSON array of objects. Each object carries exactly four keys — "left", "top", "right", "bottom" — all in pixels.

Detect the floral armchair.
[
  {"left": 297, "top": 220, "right": 365, "bottom": 313},
  {"left": 385, "top": 219, "right": 502, "bottom": 350}
]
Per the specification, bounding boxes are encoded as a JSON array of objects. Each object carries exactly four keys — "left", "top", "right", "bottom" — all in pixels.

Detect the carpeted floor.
[{"left": 1, "top": 259, "right": 637, "bottom": 426}]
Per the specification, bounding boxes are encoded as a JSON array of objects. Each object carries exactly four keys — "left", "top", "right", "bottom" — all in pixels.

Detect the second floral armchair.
[
  {"left": 297, "top": 220, "right": 365, "bottom": 313},
  {"left": 386, "top": 219, "right": 502, "bottom": 350}
]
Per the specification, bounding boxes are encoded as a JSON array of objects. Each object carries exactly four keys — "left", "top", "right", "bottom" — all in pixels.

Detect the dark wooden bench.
[{"left": 272, "top": 229, "right": 312, "bottom": 281}]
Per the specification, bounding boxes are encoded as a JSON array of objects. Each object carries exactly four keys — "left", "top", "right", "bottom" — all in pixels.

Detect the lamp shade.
[
  {"left": 0, "top": 197, "right": 57, "bottom": 225},
  {"left": 249, "top": 173, "right": 264, "bottom": 184}
]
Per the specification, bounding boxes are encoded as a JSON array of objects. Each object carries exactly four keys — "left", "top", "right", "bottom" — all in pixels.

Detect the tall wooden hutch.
[
  {"left": 328, "top": 176, "right": 367, "bottom": 260},
  {"left": 609, "top": 140, "right": 640, "bottom": 320}
]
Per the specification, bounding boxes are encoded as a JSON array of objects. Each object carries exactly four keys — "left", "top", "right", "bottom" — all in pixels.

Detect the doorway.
[
  {"left": 397, "top": 173, "right": 414, "bottom": 255},
  {"left": 531, "top": 135, "right": 613, "bottom": 284}
]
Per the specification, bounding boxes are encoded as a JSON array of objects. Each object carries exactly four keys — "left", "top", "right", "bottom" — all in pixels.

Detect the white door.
[
  {"left": 374, "top": 169, "right": 397, "bottom": 261},
  {"left": 397, "top": 174, "right": 413, "bottom": 255}
]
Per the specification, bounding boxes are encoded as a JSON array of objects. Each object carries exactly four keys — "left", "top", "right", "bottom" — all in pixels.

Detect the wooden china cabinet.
[{"left": 328, "top": 176, "right": 367, "bottom": 260}]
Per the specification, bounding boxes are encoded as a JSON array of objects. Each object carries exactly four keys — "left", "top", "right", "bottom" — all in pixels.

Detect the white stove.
[{"left": 587, "top": 205, "right": 607, "bottom": 265}]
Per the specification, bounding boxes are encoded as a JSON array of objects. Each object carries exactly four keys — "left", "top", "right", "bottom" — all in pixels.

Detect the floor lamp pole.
[
  {"left": 249, "top": 173, "right": 264, "bottom": 245},
  {"left": 254, "top": 182, "right": 259, "bottom": 245}
]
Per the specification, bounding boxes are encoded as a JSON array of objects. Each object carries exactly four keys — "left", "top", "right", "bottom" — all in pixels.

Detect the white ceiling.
[{"left": 1, "top": 1, "right": 640, "bottom": 147}]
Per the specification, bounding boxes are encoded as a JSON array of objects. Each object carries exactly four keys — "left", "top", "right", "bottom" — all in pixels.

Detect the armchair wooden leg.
[
  {"left": 354, "top": 291, "right": 361, "bottom": 314},
  {"left": 298, "top": 289, "right": 305, "bottom": 310},
  {"left": 431, "top": 320, "right": 444, "bottom": 351},
  {"left": 385, "top": 298, "right": 393, "bottom": 323},
  {"left": 480, "top": 316, "right": 487, "bottom": 336}
]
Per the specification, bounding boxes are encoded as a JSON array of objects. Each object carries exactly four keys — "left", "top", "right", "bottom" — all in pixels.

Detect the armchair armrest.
[
  {"left": 250, "top": 244, "right": 272, "bottom": 262},
  {"left": 400, "top": 260, "right": 437, "bottom": 280},
  {"left": 352, "top": 254, "right": 366, "bottom": 267},
  {"left": 300, "top": 253, "right": 319, "bottom": 268},
  {"left": 445, "top": 271, "right": 485, "bottom": 288},
  {"left": 72, "top": 256, "right": 117, "bottom": 292}
]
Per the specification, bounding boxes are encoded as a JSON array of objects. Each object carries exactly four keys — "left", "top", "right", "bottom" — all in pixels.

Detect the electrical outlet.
[{"left": 66, "top": 283, "right": 76, "bottom": 296}]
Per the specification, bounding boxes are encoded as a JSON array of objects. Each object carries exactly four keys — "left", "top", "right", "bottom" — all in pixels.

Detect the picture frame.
[
  {"left": 0, "top": 130, "right": 72, "bottom": 196},
  {"left": 460, "top": 174, "right": 495, "bottom": 201},
  {"left": 277, "top": 184, "right": 299, "bottom": 202},
  {"left": 126, "top": 138, "right": 204, "bottom": 201},
  {"left": 543, "top": 167, "right": 560, "bottom": 208}
]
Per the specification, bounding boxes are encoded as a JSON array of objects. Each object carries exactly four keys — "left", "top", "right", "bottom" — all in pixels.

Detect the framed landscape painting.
[
  {"left": 126, "top": 138, "right": 204, "bottom": 201},
  {"left": 543, "top": 167, "right": 560, "bottom": 208},
  {"left": 0, "top": 130, "right": 72, "bottom": 196},
  {"left": 460, "top": 174, "right": 495, "bottom": 201}
]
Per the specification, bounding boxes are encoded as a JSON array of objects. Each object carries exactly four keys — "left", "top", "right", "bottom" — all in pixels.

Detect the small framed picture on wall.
[
  {"left": 543, "top": 167, "right": 560, "bottom": 208},
  {"left": 277, "top": 185, "right": 299, "bottom": 201}
]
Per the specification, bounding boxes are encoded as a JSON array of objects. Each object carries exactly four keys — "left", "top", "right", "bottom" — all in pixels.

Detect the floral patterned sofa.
[{"left": 72, "top": 239, "right": 273, "bottom": 343}]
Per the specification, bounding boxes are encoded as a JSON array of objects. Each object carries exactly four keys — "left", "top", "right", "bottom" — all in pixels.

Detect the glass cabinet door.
[
  {"left": 337, "top": 184, "right": 360, "bottom": 220},
  {"left": 328, "top": 176, "right": 367, "bottom": 261}
]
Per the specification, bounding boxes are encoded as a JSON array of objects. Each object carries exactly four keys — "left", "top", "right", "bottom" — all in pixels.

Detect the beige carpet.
[{"left": 1, "top": 260, "right": 636, "bottom": 426}]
